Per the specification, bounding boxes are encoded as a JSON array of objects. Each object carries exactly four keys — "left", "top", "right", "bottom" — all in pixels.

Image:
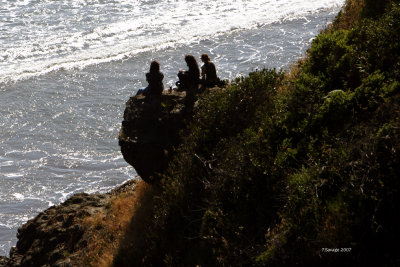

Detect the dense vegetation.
[{"left": 114, "top": 0, "right": 400, "bottom": 265}]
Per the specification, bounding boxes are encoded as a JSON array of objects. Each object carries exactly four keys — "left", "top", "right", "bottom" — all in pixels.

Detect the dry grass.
[
  {"left": 73, "top": 180, "right": 152, "bottom": 267},
  {"left": 277, "top": 58, "right": 305, "bottom": 96},
  {"left": 111, "top": 178, "right": 161, "bottom": 266},
  {"left": 334, "top": 0, "right": 365, "bottom": 30}
]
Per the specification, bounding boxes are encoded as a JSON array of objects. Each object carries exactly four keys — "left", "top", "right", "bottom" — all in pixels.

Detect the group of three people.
[{"left": 139, "top": 53, "right": 220, "bottom": 97}]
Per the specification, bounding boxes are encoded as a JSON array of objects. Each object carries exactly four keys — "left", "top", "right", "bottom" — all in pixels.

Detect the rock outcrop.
[
  {"left": 119, "top": 90, "right": 191, "bottom": 183},
  {"left": 1, "top": 180, "right": 136, "bottom": 267},
  {"left": 2, "top": 193, "right": 107, "bottom": 267}
]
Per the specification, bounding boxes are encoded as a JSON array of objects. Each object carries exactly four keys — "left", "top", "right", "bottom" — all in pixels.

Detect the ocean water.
[{"left": 0, "top": 0, "right": 344, "bottom": 256}]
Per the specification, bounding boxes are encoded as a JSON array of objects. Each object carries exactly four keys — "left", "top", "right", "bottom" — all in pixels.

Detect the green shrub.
[{"left": 306, "top": 30, "right": 359, "bottom": 91}]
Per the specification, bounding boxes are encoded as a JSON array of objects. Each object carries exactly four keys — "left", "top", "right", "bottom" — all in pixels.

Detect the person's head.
[
  {"left": 149, "top": 60, "right": 160, "bottom": 73},
  {"left": 201, "top": 53, "right": 210, "bottom": 63},
  {"left": 184, "top": 54, "right": 198, "bottom": 69}
]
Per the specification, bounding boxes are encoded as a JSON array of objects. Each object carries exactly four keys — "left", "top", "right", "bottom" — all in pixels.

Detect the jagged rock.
[
  {"left": 2, "top": 175, "right": 137, "bottom": 267},
  {"left": 119, "top": 90, "right": 191, "bottom": 183},
  {"left": 4, "top": 193, "right": 109, "bottom": 267}
]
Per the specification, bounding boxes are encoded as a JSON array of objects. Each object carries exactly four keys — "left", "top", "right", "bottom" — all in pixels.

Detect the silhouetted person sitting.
[
  {"left": 200, "top": 53, "right": 220, "bottom": 88},
  {"left": 176, "top": 54, "right": 200, "bottom": 93},
  {"left": 175, "top": 55, "right": 200, "bottom": 112},
  {"left": 137, "top": 60, "right": 164, "bottom": 97}
]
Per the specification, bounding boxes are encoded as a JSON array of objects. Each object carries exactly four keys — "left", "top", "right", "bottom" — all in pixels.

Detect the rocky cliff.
[
  {"left": 5, "top": 193, "right": 108, "bottom": 267},
  {"left": 0, "top": 179, "right": 136, "bottom": 267},
  {"left": 119, "top": 90, "right": 191, "bottom": 183}
]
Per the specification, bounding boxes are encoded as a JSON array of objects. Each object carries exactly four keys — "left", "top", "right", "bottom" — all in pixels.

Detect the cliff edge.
[{"left": 119, "top": 90, "right": 192, "bottom": 183}]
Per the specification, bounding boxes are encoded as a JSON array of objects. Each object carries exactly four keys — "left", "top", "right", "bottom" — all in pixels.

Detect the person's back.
[
  {"left": 146, "top": 60, "right": 164, "bottom": 96},
  {"left": 200, "top": 54, "right": 219, "bottom": 87},
  {"left": 146, "top": 71, "right": 164, "bottom": 96},
  {"left": 176, "top": 55, "right": 200, "bottom": 92},
  {"left": 185, "top": 55, "right": 200, "bottom": 92},
  {"left": 187, "top": 65, "right": 200, "bottom": 90},
  {"left": 202, "top": 61, "right": 218, "bottom": 83}
]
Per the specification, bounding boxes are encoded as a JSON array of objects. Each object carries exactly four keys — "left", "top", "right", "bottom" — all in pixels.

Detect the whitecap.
[
  {"left": 12, "top": 193, "right": 25, "bottom": 200},
  {"left": 4, "top": 173, "right": 23, "bottom": 179},
  {"left": 0, "top": 161, "right": 13, "bottom": 167}
]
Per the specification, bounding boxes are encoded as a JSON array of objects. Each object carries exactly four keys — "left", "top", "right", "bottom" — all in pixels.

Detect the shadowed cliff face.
[{"left": 119, "top": 90, "right": 191, "bottom": 183}]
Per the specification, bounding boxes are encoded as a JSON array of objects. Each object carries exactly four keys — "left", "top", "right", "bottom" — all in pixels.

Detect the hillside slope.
[{"left": 113, "top": 0, "right": 400, "bottom": 266}]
